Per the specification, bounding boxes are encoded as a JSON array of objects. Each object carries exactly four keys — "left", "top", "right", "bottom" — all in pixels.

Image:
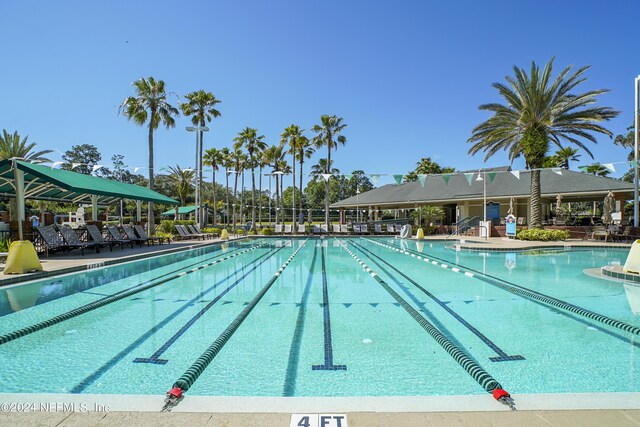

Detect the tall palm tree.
[
  {"left": 262, "top": 144, "right": 286, "bottom": 225},
  {"left": 180, "top": 90, "right": 221, "bottom": 228},
  {"left": 120, "top": 76, "right": 179, "bottom": 234},
  {"left": 0, "top": 130, "right": 52, "bottom": 163},
  {"left": 167, "top": 165, "right": 195, "bottom": 211},
  {"left": 295, "top": 135, "right": 314, "bottom": 215},
  {"left": 220, "top": 147, "right": 232, "bottom": 228},
  {"left": 203, "top": 147, "right": 224, "bottom": 226},
  {"left": 312, "top": 115, "right": 347, "bottom": 225},
  {"left": 233, "top": 127, "right": 266, "bottom": 231},
  {"left": 468, "top": 59, "right": 618, "bottom": 228},
  {"left": 282, "top": 124, "right": 305, "bottom": 224},
  {"left": 584, "top": 163, "right": 611, "bottom": 177},
  {"left": 229, "top": 149, "right": 247, "bottom": 229}
]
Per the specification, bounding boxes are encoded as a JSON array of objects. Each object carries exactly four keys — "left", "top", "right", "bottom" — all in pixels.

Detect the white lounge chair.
[
  {"left": 313, "top": 224, "right": 322, "bottom": 234},
  {"left": 360, "top": 224, "right": 369, "bottom": 234},
  {"left": 274, "top": 224, "right": 283, "bottom": 234},
  {"left": 333, "top": 224, "right": 341, "bottom": 234},
  {"left": 340, "top": 225, "right": 348, "bottom": 234},
  {"left": 284, "top": 224, "right": 293, "bottom": 234},
  {"left": 387, "top": 224, "right": 395, "bottom": 233},
  {"left": 394, "top": 224, "right": 403, "bottom": 233},
  {"left": 320, "top": 224, "right": 329, "bottom": 234},
  {"left": 297, "top": 224, "right": 306, "bottom": 234},
  {"left": 375, "top": 224, "right": 384, "bottom": 234},
  {"left": 353, "top": 224, "right": 361, "bottom": 234}
]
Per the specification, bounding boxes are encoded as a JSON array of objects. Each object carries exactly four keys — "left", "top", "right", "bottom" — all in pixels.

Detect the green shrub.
[
  {"left": 0, "top": 238, "right": 12, "bottom": 252},
  {"left": 202, "top": 227, "right": 221, "bottom": 237},
  {"left": 154, "top": 231, "right": 173, "bottom": 242},
  {"left": 248, "top": 229, "right": 257, "bottom": 235},
  {"left": 234, "top": 228, "right": 246, "bottom": 235},
  {"left": 261, "top": 227, "right": 274, "bottom": 236},
  {"left": 516, "top": 228, "right": 570, "bottom": 241}
]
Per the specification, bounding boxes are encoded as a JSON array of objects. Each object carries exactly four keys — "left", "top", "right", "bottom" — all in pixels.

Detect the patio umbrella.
[{"left": 603, "top": 191, "right": 615, "bottom": 225}]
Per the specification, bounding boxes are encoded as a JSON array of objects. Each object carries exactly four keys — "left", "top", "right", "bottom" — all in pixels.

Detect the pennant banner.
[
  {"left": 418, "top": 174, "right": 427, "bottom": 187},
  {"left": 51, "top": 161, "right": 64, "bottom": 169},
  {"left": 442, "top": 174, "right": 451, "bottom": 185},
  {"left": 510, "top": 170, "right": 520, "bottom": 179},
  {"left": 344, "top": 174, "right": 353, "bottom": 180},
  {"left": 134, "top": 167, "right": 143, "bottom": 173},
  {"left": 71, "top": 163, "right": 81, "bottom": 170},
  {"left": 487, "top": 172, "right": 496, "bottom": 182},
  {"left": 603, "top": 163, "right": 616, "bottom": 173},
  {"left": 92, "top": 165, "right": 103, "bottom": 173},
  {"left": 393, "top": 174, "right": 403, "bottom": 185},
  {"left": 464, "top": 173, "right": 474, "bottom": 185},
  {"left": 321, "top": 173, "right": 332, "bottom": 182},
  {"left": 370, "top": 174, "right": 380, "bottom": 186}
]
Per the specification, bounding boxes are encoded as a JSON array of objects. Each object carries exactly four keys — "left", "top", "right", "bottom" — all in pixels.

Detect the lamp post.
[
  {"left": 186, "top": 125, "right": 210, "bottom": 228},
  {"left": 635, "top": 76, "right": 640, "bottom": 227},
  {"left": 476, "top": 170, "right": 487, "bottom": 241}
]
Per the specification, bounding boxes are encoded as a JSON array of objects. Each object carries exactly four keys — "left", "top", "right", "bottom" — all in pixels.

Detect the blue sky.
[{"left": 1, "top": 0, "right": 638, "bottom": 186}]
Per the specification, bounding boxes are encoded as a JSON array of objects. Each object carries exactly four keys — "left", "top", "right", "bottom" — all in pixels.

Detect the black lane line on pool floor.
[
  {"left": 0, "top": 242, "right": 270, "bottom": 347},
  {"left": 171, "top": 239, "right": 309, "bottom": 394},
  {"left": 352, "top": 241, "right": 524, "bottom": 362},
  {"left": 372, "top": 238, "right": 640, "bottom": 338},
  {"left": 70, "top": 246, "right": 282, "bottom": 393},
  {"left": 338, "top": 240, "right": 504, "bottom": 396},
  {"left": 311, "top": 245, "right": 347, "bottom": 371},
  {"left": 134, "top": 245, "right": 287, "bottom": 365},
  {"left": 283, "top": 244, "right": 319, "bottom": 396}
]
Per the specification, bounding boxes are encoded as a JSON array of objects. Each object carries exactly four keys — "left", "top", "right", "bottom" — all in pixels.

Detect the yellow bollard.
[
  {"left": 220, "top": 229, "right": 229, "bottom": 241},
  {"left": 3, "top": 241, "right": 43, "bottom": 275},
  {"left": 416, "top": 228, "right": 425, "bottom": 240}
]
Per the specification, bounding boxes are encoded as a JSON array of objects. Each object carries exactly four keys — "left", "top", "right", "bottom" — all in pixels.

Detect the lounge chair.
[
  {"left": 332, "top": 224, "right": 341, "bottom": 234},
  {"left": 313, "top": 224, "right": 322, "bottom": 234},
  {"left": 394, "top": 224, "right": 403, "bottom": 233},
  {"left": 175, "top": 224, "right": 206, "bottom": 240},
  {"left": 360, "top": 224, "right": 369, "bottom": 234},
  {"left": 35, "top": 225, "right": 85, "bottom": 255},
  {"left": 353, "top": 224, "right": 361, "bottom": 234},
  {"left": 187, "top": 225, "right": 212, "bottom": 239},
  {"left": 387, "top": 224, "right": 396, "bottom": 234},
  {"left": 274, "top": 224, "right": 283, "bottom": 234},
  {"left": 340, "top": 224, "right": 348, "bottom": 234},
  {"left": 591, "top": 226, "right": 609, "bottom": 241},
  {"left": 192, "top": 224, "right": 215, "bottom": 239},
  {"left": 135, "top": 224, "right": 169, "bottom": 244},
  {"left": 57, "top": 225, "right": 107, "bottom": 253},
  {"left": 297, "top": 224, "right": 306, "bottom": 234},
  {"left": 284, "top": 224, "right": 293, "bottom": 234},
  {"left": 121, "top": 224, "right": 151, "bottom": 246},
  {"left": 108, "top": 225, "right": 144, "bottom": 246},
  {"left": 374, "top": 224, "right": 385, "bottom": 234},
  {"left": 86, "top": 224, "right": 129, "bottom": 250},
  {"left": 320, "top": 224, "right": 329, "bottom": 234}
]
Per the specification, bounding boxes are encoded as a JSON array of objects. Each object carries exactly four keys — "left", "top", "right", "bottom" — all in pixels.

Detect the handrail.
[{"left": 445, "top": 216, "right": 479, "bottom": 242}]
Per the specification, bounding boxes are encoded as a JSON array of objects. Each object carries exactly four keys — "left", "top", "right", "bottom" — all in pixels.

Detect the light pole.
[
  {"left": 635, "top": 76, "right": 640, "bottom": 227},
  {"left": 186, "top": 126, "right": 209, "bottom": 228},
  {"left": 476, "top": 170, "right": 487, "bottom": 241}
]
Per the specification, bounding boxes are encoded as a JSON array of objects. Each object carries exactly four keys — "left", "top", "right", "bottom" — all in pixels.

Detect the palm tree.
[
  {"left": 203, "top": 147, "right": 224, "bottom": 226},
  {"left": 233, "top": 127, "right": 266, "bottom": 231},
  {"left": 120, "top": 76, "right": 179, "bottom": 234},
  {"left": 180, "top": 90, "right": 221, "bottom": 227},
  {"left": 295, "top": 135, "right": 314, "bottom": 216},
  {"left": 405, "top": 157, "right": 454, "bottom": 181},
  {"left": 310, "top": 158, "right": 339, "bottom": 180},
  {"left": 543, "top": 147, "right": 582, "bottom": 168},
  {"left": 262, "top": 144, "right": 286, "bottom": 225},
  {"left": 312, "top": 115, "right": 347, "bottom": 225},
  {"left": 282, "top": 124, "right": 305, "bottom": 225},
  {"left": 584, "top": 163, "right": 611, "bottom": 177},
  {"left": 229, "top": 149, "right": 247, "bottom": 229},
  {"left": 220, "top": 147, "right": 232, "bottom": 228},
  {"left": 468, "top": 59, "right": 618, "bottom": 228},
  {"left": 410, "top": 205, "right": 445, "bottom": 228},
  {"left": 0, "top": 130, "right": 52, "bottom": 163},
  {"left": 167, "top": 165, "right": 195, "bottom": 213},
  {"left": 256, "top": 150, "right": 267, "bottom": 226}
]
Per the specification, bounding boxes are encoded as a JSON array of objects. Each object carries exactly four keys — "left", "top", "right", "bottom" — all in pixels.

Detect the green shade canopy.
[
  {"left": 161, "top": 205, "right": 198, "bottom": 216},
  {"left": 0, "top": 159, "right": 178, "bottom": 205}
]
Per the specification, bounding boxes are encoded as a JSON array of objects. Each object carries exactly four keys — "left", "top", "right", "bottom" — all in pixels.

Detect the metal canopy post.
[
  {"left": 91, "top": 194, "right": 98, "bottom": 222},
  {"left": 13, "top": 158, "right": 25, "bottom": 241}
]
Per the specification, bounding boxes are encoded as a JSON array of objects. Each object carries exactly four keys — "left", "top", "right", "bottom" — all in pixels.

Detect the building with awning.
[
  {"left": 0, "top": 159, "right": 178, "bottom": 234},
  {"left": 331, "top": 167, "right": 635, "bottom": 225},
  {"left": 161, "top": 205, "right": 198, "bottom": 217}
]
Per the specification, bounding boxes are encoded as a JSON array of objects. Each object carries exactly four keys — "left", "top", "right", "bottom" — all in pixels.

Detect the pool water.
[{"left": 0, "top": 237, "right": 638, "bottom": 397}]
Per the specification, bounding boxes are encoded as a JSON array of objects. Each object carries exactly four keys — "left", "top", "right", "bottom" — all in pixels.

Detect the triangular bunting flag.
[
  {"left": 134, "top": 167, "right": 143, "bottom": 173},
  {"left": 51, "top": 161, "right": 64, "bottom": 169},
  {"left": 578, "top": 165, "right": 589, "bottom": 172},
  {"left": 370, "top": 174, "right": 380, "bottom": 186},
  {"left": 344, "top": 174, "right": 353, "bottom": 180},
  {"left": 92, "top": 165, "right": 103, "bottom": 173},
  {"left": 464, "top": 173, "right": 474, "bottom": 185},
  {"left": 629, "top": 161, "right": 638, "bottom": 168},
  {"left": 159, "top": 167, "right": 168, "bottom": 172},
  {"left": 418, "top": 175, "right": 427, "bottom": 187},
  {"left": 487, "top": 172, "right": 496, "bottom": 182},
  {"left": 510, "top": 170, "right": 520, "bottom": 179},
  {"left": 321, "top": 173, "right": 332, "bottom": 182},
  {"left": 552, "top": 168, "right": 562, "bottom": 175},
  {"left": 603, "top": 163, "right": 616, "bottom": 173},
  {"left": 71, "top": 163, "right": 82, "bottom": 170},
  {"left": 442, "top": 174, "right": 451, "bottom": 185},
  {"left": 393, "top": 174, "right": 403, "bottom": 185}
]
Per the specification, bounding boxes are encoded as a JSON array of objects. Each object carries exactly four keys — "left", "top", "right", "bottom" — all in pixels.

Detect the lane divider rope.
[
  {"left": 335, "top": 239, "right": 515, "bottom": 409},
  {"left": 365, "top": 238, "right": 640, "bottom": 337},
  {"left": 163, "top": 238, "right": 309, "bottom": 411},
  {"left": 0, "top": 242, "right": 269, "bottom": 346}
]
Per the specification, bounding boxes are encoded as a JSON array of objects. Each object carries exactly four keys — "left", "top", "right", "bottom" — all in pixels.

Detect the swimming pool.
[{"left": 0, "top": 237, "right": 638, "bottom": 400}]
